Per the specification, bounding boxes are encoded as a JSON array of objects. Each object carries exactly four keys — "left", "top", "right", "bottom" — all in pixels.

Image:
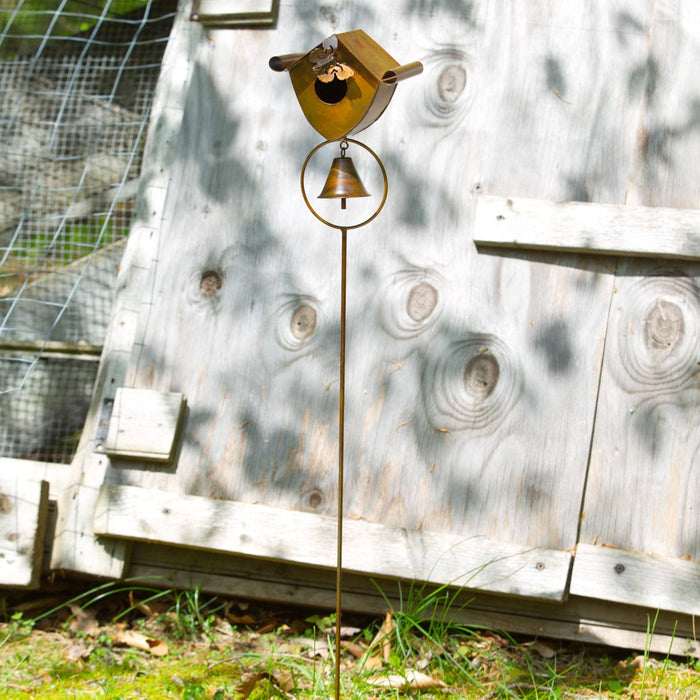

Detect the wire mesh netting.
[{"left": 0, "top": 0, "right": 177, "bottom": 462}]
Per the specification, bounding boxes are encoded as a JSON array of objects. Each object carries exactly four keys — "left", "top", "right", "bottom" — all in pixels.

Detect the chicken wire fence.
[{"left": 0, "top": 0, "right": 177, "bottom": 462}]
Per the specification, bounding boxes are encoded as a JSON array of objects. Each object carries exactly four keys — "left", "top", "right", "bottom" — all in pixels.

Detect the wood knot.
[
  {"left": 379, "top": 269, "right": 444, "bottom": 339},
  {"left": 291, "top": 305, "right": 317, "bottom": 340},
  {"left": 463, "top": 354, "right": 499, "bottom": 399},
  {"left": 644, "top": 299, "right": 683, "bottom": 351},
  {"left": 422, "top": 48, "right": 473, "bottom": 126},
  {"left": 200, "top": 270, "right": 222, "bottom": 296},
  {"left": 437, "top": 64, "right": 467, "bottom": 104},
  {"left": 407, "top": 282, "right": 438, "bottom": 322},
  {"left": 422, "top": 334, "right": 521, "bottom": 433},
  {"left": 610, "top": 274, "right": 699, "bottom": 390},
  {"left": 307, "top": 490, "right": 323, "bottom": 509}
]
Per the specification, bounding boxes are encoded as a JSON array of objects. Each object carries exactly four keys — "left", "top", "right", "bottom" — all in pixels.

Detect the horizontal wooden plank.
[
  {"left": 94, "top": 484, "right": 571, "bottom": 600},
  {"left": 0, "top": 459, "right": 72, "bottom": 500},
  {"left": 103, "top": 388, "right": 186, "bottom": 462},
  {"left": 126, "top": 542, "right": 700, "bottom": 658},
  {"left": 570, "top": 544, "right": 700, "bottom": 616},
  {"left": 191, "top": 0, "right": 278, "bottom": 26},
  {"left": 474, "top": 196, "right": 700, "bottom": 260},
  {"left": 0, "top": 479, "right": 49, "bottom": 588}
]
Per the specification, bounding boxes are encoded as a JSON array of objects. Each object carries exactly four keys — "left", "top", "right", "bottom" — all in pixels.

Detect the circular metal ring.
[{"left": 300, "top": 138, "right": 388, "bottom": 230}]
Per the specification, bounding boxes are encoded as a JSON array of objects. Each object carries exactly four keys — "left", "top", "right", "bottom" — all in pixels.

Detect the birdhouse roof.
[{"left": 270, "top": 29, "right": 400, "bottom": 81}]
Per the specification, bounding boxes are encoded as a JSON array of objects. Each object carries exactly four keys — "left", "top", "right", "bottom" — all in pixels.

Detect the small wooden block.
[
  {"left": 191, "top": 0, "right": 278, "bottom": 26},
  {"left": 104, "top": 388, "right": 186, "bottom": 462},
  {"left": 0, "top": 479, "right": 49, "bottom": 588},
  {"left": 570, "top": 544, "right": 700, "bottom": 616}
]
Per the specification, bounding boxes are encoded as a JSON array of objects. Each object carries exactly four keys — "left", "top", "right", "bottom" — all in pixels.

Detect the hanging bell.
[{"left": 318, "top": 155, "right": 370, "bottom": 209}]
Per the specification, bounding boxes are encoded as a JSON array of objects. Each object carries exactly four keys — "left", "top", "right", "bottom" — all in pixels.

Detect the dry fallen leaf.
[
  {"left": 235, "top": 670, "right": 296, "bottom": 699},
  {"left": 68, "top": 605, "right": 100, "bottom": 637},
  {"left": 114, "top": 629, "right": 168, "bottom": 656},
  {"left": 64, "top": 641, "right": 94, "bottom": 662},
  {"left": 340, "top": 640, "right": 366, "bottom": 659},
  {"left": 235, "top": 671, "right": 268, "bottom": 699},
  {"left": 366, "top": 669, "right": 448, "bottom": 690},
  {"left": 526, "top": 640, "right": 557, "bottom": 659},
  {"left": 369, "top": 610, "right": 395, "bottom": 662}
]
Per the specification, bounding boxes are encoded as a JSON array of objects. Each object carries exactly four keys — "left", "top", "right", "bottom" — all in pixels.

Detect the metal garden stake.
[{"left": 270, "top": 31, "right": 421, "bottom": 698}]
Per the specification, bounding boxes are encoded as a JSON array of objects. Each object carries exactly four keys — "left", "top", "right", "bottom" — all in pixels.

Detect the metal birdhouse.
[{"left": 269, "top": 29, "right": 422, "bottom": 141}]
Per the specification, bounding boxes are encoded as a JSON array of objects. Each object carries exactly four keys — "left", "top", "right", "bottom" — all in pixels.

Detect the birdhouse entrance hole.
[{"left": 314, "top": 75, "right": 347, "bottom": 104}]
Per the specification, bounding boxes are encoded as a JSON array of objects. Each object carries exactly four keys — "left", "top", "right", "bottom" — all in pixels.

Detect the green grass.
[{"left": 1, "top": 581, "right": 699, "bottom": 699}]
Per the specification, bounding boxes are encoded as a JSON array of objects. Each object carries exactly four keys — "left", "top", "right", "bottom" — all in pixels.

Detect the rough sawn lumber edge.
[
  {"left": 0, "top": 479, "right": 49, "bottom": 588},
  {"left": 474, "top": 195, "right": 700, "bottom": 260},
  {"left": 93, "top": 483, "right": 571, "bottom": 601},
  {"left": 570, "top": 544, "right": 700, "bottom": 616}
]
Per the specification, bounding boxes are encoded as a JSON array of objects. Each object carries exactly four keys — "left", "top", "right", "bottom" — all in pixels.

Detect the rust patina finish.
[{"left": 269, "top": 29, "right": 422, "bottom": 140}]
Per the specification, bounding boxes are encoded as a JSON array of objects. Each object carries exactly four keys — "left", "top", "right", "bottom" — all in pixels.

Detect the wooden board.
[
  {"left": 125, "top": 541, "right": 700, "bottom": 659},
  {"left": 577, "top": 258, "right": 700, "bottom": 561},
  {"left": 103, "top": 388, "right": 186, "bottom": 461},
  {"left": 94, "top": 484, "right": 572, "bottom": 600},
  {"left": 0, "top": 479, "right": 49, "bottom": 588},
  {"left": 571, "top": 544, "right": 700, "bottom": 616},
  {"left": 52, "top": 0, "right": 700, "bottom": 627},
  {"left": 106, "top": 0, "right": 631, "bottom": 563},
  {"left": 474, "top": 196, "right": 700, "bottom": 260},
  {"left": 191, "top": 0, "right": 278, "bottom": 26}
]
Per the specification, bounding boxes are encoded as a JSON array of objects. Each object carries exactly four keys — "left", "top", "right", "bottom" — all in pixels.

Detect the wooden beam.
[
  {"left": 126, "top": 542, "right": 700, "bottom": 658},
  {"left": 474, "top": 196, "right": 700, "bottom": 260},
  {"left": 0, "top": 459, "right": 72, "bottom": 500},
  {"left": 94, "top": 484, "right": 572, "bottom": 601},
  {"left": 570, "top": 544, "right": 700, "bottom": 616},
  {"left": 0, "top": 479, "right": 49, "bottom": 588},
  {"left": 190, "top": 0, "right": 279, "bottom": 26}
]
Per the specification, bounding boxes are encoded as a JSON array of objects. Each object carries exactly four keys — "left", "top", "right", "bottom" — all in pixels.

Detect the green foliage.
[
  {"left": 0, "top": 0, "right": 150, "bottom": 59},
  {"left": 168, "top": 585, "right": 224, "bottom": 641},
  {"left": 0, "top": 611, "right": 35, "bottom": 647}
]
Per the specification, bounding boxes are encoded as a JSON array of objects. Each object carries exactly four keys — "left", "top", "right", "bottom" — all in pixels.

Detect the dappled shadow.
[{"left": 87, "top": 0, "right": 700, "bottom": 596}]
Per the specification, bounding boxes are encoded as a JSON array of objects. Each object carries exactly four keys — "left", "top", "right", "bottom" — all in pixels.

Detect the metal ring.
[{"left": 300, "top": 138, "right": 388, "bottom": 231}]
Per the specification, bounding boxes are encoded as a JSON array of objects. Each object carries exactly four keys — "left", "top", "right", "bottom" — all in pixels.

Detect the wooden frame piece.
[
  {"left": 190, "top": 0, "right": 279, "bottom": 27},
  {"left": 0, "top": 479, "right": 49, "bottom": 588},
  {"left": 94, "top": 484, "right": 572, "bottom": 601},
  {"left": 126, "top": 542, "right": 700, "bottom": 658},
  {"left": 474, "top": 196, "right": 700, "bottom": 260},
  {"left": 570, "top": 544, "right": 700, "bottom": 616}
]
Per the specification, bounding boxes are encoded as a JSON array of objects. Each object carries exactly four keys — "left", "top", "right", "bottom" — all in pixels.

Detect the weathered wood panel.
[
  {"left": 571, "top": 544, "right": 700, "bottom": 615},
  {"left": 0, "top": 478, "right": 48, "bottom": 588},
  {"left": 52, "top": 0, "right": 700, "bottom": 629},
  {"left": 104, "top": 0, "right": 646, "bottom": 563},
  {"left": 576, "top": 259, "right": 700, "bottom": 560},
  {"left": 474, "top": 196, "right": 700, "bottom": 260},
  {"left": 95, "top": 484, "right": 571, "bottom": 600}
]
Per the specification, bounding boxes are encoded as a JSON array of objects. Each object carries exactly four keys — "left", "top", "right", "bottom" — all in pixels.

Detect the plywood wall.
[{"left": 52, "top": 0, "right": 699, "bottom": 614}]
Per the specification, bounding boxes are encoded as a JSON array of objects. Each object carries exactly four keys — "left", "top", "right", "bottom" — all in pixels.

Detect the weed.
[
  {"left": 168, "top": 585, "right": 224, "bottom": 641},
  {"left": 0, "top": 612, "right": 35, "bottom": 647}
]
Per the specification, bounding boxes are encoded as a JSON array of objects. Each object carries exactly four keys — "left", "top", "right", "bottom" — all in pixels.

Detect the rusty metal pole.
[
  {"left": 334, "top": 226, "right": 347, "bottom": 700},
  {"left": 300, "top": 140, "right": 387, "bottom": 700}
]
